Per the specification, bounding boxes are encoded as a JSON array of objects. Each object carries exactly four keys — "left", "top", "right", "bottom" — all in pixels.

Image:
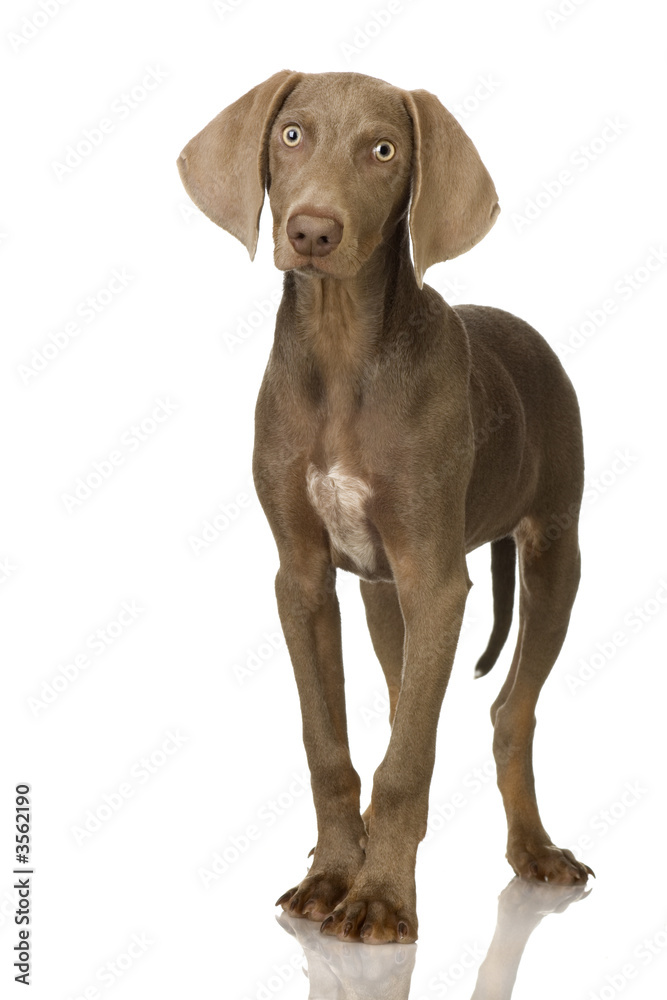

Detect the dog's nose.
[{"left": 286, "top": 213, "right": 343, "bottom": 257}]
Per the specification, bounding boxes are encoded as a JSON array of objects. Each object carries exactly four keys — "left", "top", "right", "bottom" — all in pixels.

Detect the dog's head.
[{"left": 177, "top": 70, "right": 499, "bottom": 288}]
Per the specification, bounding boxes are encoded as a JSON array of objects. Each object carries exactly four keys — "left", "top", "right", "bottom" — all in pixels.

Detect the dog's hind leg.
[
  {"left": 492, "top": 520, "right": 594, "bottom": 883},
  {"left": 360, "top": 580, "right": 405, "bottom": 727},
  {"left": 359, "top": 580, "right": 405, "bottom": 834}
]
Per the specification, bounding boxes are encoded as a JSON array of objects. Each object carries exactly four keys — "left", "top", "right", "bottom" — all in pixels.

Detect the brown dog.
[{"left": 178, "top": 70, "right": 593, "bottom": 945}]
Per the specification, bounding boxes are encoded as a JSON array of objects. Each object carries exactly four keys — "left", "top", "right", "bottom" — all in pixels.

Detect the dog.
[{"left": 178, "top": 70, "right": 593, "bottom": 945}]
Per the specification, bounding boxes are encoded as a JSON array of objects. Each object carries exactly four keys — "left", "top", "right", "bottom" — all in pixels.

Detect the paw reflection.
[
  {"left": 278, "top": 909, "right": 416, "bottom": 999},
  {"left": 470, "top": 876, "right": 591, "bottom": 999}
]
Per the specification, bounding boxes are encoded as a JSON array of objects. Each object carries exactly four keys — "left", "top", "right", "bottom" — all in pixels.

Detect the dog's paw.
[
  {"left": 320, "top": 893, "right": 417, "bottom": 944},
  {"left": 507, "top": 840, "right": 594, "bottom": 885},
  {"left": 276, "top": 869, "right": 353, "bottom": 923}
]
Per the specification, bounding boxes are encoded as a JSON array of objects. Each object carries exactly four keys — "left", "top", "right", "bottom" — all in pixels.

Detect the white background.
[{"left": 2, "top": 1, "right": 666, "bottom": 997}]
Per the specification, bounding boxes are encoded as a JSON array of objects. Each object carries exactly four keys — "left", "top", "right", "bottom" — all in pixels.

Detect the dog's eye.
[
  {"left": 282, "top": 125, "right": 302, "bottom": 147},
  {"left": 373, "top": 140, "right": 395, "bottom": 162}
]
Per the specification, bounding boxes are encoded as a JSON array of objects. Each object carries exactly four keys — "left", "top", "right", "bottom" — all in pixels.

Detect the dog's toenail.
[{"left": 275, "top": 889, "right": 295, "bottom": 907}]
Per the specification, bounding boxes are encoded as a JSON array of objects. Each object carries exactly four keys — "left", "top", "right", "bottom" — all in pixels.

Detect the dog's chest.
[{"left": 306, "top": 463, "right": 378, "bottom": 578}]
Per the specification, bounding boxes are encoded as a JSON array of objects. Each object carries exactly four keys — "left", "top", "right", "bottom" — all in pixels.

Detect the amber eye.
[
  {"left": 282, "top": 125, "right": 302, "bottom": 147},
  {"left": 373, "top": 140, "right": 395, "bottom": 162}
]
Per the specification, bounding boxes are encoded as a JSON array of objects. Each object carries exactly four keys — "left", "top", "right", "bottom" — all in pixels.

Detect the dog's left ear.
[
  {"left": 177, "top": 70, "right": 302, "bottom": 259},
  {"left": 403, "top": 88, "right": 500, "bottom": 288}
]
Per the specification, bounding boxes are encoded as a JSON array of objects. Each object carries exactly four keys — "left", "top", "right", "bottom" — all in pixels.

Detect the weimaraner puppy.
[{"left": 178, "top": 70, "right": 593, "bottom": 945}]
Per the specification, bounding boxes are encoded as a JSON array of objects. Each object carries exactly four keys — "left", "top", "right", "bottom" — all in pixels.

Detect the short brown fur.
[{"left": 178, "top": 70, "right": 592, "bottom": 945}]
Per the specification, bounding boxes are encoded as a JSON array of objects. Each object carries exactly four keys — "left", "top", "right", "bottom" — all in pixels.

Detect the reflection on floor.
[{"left": 278, "top": 876, "right": 591, "bottom": 999}]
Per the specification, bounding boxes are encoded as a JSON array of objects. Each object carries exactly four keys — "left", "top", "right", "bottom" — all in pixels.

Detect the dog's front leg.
[
  {"left": 273, "top": 554, "right": 367, "bottom": 922},
  {"left": 322, "top": 545, "right": 470, "bottom": 944}
]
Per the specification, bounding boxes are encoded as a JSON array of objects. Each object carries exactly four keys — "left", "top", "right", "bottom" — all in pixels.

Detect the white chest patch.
[{"left": 306, "top": 462, "right": 376, "bottom": 574}]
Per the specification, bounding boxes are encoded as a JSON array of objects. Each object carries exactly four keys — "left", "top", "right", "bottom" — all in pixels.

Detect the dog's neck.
[{"left": 280, "top": 215, "right": 418, "bottom": 388}]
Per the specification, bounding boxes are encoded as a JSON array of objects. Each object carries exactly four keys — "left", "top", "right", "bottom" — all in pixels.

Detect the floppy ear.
[
  {"left": 403, "top": 88, "right": 500, "bottom": 288},
  {"left": 177, "top": 70, "right": 302, "bottom": 259}
]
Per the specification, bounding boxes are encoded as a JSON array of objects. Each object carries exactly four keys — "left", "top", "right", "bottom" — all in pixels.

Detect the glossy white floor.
[
  {"left": 3, "top": 1, "right": 665, "bottom": 998},
  {"left": 5, "top": 551, "right": 665, "bottom": 1000}
]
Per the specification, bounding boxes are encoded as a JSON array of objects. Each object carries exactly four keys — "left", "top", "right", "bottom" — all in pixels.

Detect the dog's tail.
[{"left": 474, "top": 535, "right": 516, "bottom": 678}]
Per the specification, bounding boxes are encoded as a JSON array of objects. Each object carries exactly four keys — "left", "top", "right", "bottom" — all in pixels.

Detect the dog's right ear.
[{"left": 177, "top": 70, "right": 302, "bottom": 260}]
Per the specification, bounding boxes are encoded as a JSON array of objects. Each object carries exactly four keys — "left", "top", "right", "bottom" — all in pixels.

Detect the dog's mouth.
[
  {"left": 294, "top": 261, "right": 326, "bottom": 275},
  {"left": 273, "top": 236, "right": 371, "bottom": 280},
  {"left": 292, "top": 257, "right": 343, "bottom": 277},
  {"left": 276, "top": 251, "right": 356, "bottom": 279}
]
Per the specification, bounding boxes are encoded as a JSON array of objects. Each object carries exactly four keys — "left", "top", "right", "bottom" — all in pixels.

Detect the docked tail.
[{"left": 474, "top": 536, "right": 516, "bottom": 678}]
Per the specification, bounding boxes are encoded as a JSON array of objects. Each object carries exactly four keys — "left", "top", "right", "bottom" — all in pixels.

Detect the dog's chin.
[{"left": 273, "top": 247, "right": 364, "bottom": 281}]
